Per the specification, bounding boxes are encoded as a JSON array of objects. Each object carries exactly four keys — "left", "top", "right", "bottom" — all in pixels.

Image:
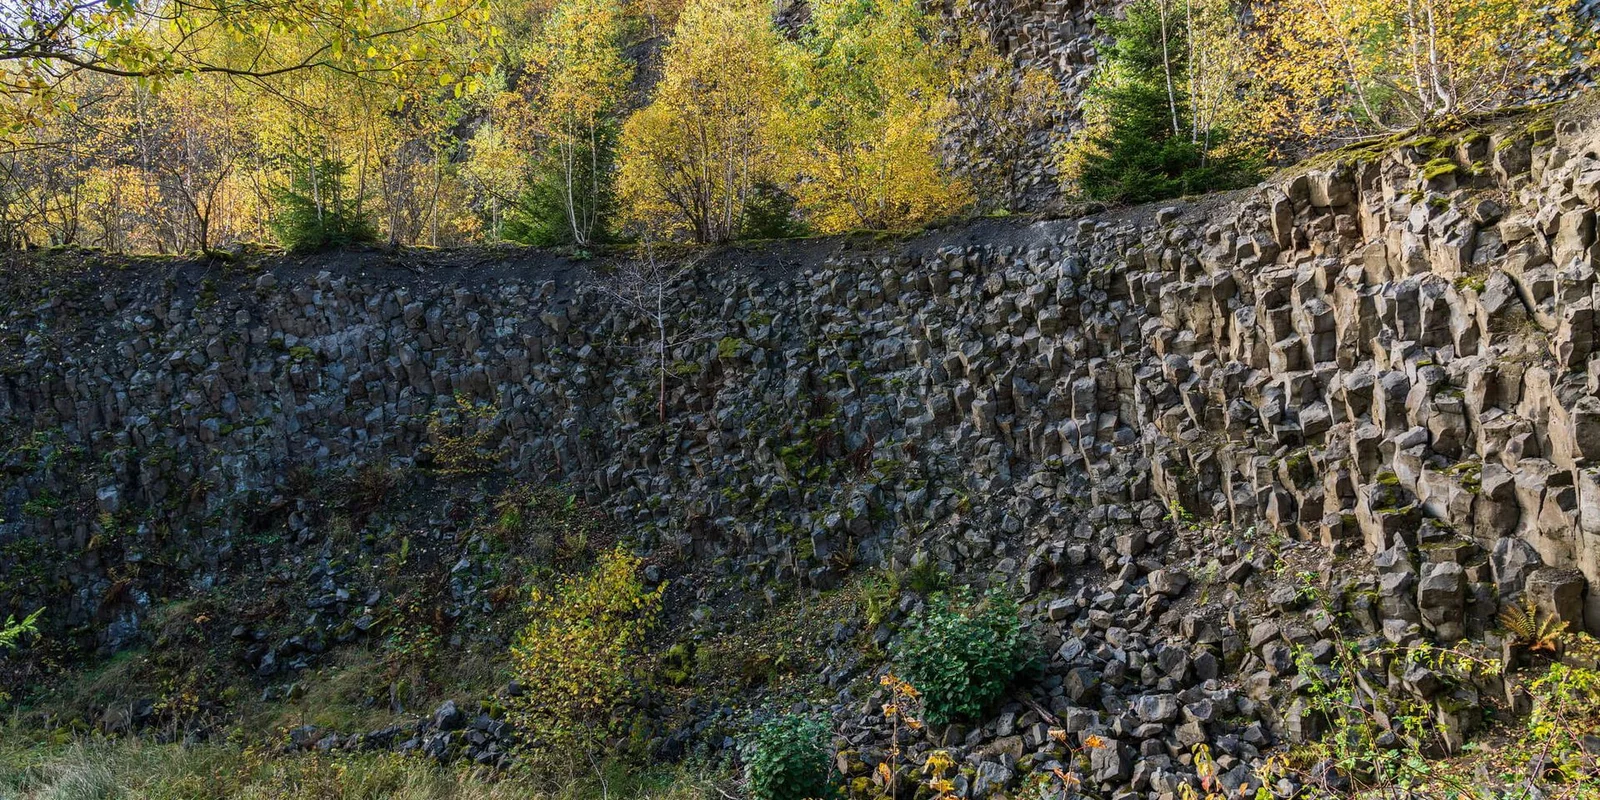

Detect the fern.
[
  {"left": 1501, "top": 598, "right": 1568, "bottom": 653},
  {"left": 0, "top": 608, "right": 43, "bottom": 652}
]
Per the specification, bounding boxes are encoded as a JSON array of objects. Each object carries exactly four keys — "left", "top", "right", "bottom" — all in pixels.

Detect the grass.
[{"left": 0, "top": 738, "right": 726, "bottom": 800}]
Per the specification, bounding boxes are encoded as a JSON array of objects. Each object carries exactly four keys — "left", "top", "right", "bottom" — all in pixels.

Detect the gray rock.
[
  {"left": 972, "top": 760, "right": 1013, "bottom": 798},
  {"left": 1133, "top": 693, "right": 1179, "bottom": 724},
  {"left": 433, "top": 700, "right": 466, "bottom": 732}
]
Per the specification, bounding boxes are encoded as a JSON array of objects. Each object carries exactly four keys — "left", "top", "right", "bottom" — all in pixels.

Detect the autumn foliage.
[
  {"left": 615, "top": 0, "right": 787, "bottom": 243},
  {"left": 1258, "top": 0, "right": 1580, "bottom": 141},
  {"left": 0, "top": 0, "right": 1582, "bottom": 248},
  {"left": 508, "top": 546, "right": 663, "bottom": 752}
]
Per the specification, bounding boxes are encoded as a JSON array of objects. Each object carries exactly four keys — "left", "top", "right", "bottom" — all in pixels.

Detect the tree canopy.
[{"left": 0, "top": 0, "right": 1579, "bottom": 251}]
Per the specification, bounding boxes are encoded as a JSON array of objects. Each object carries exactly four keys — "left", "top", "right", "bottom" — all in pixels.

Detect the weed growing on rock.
[
  {"left": 921, "top": 748, "right": 961, "bottom": 799},
  {"left": 1287, "top": 634, "right": 1500, "bottom": 795},
  {"left": 1501, "top": 598, "right": 1568, "bottom": 653},
  {"left": 893, "top": 588, "right": 1032, "bottom": 726},
  {"left": 1019, "top": 727, "right": 1108, "bottom": 799},
  {"left": 0, "top": 608, "right": 41, "bottom": 707},
  {"left": 901, "top": 559, "right": 950, "bottom": 595},
  {"left": 422, "top": 395, "right": 503, "bottom": 478},
  {"left": 742, "top": 714, "right": 833, "bottom": 800},
  {"left": 877, "top": 672, "right": 924, "bottom": 796},
  {"left": 1182, "top": 743, "right": 1279, "bottom": 800},
  {"left": 857, "top": 571, "right": 900, "bottom": 626},
  {"left": 492, "top": 486, "right": 606, "bottom": 562}
]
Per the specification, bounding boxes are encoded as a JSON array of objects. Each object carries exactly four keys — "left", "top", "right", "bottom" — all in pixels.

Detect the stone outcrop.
[
  {"left": 5, "top": 103, "right": 1600, "bottom": 646},
  {"left": 9, "top": 100, "right": 1600, "bottom": 799}
]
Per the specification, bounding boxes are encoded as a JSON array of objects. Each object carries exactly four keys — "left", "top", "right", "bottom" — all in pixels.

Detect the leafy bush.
[
  {"left": 269, "top": 155, "right": 376, "bottom": 253},
  {"left": 892, "top": 588, "right": 1032, "bottom": 726},
  {"left": 0, "top": 608, "right": 41, "bottom": 652},
  {"left": 509, "top": 546, "right": 663, "bottom": 752},
  {"left": 742, "top": 714, "right": 833, "bottom": 800},
  {"left": 1523, "top": 662, "right": 1600, "bottom": 787}
]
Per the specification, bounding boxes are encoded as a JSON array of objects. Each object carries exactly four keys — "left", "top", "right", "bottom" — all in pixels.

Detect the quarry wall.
[{"left": 4, "top": 101, "right": 1600, "bottom": 652}]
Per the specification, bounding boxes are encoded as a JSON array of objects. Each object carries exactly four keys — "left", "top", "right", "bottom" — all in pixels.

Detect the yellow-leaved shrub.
[
  {"left": 614, "top": 0, "right": 786, "bottom": 243},
  {"left": 508, "top": 546, "right": 663, "bottom": 754}
]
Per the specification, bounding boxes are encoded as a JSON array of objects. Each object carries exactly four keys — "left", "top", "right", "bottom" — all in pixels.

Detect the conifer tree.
[
  {"left": 1067, "top": 0, "right": 1261, "bottom": 204},
  {"left": 269, "top": 154, "right": 376, "bottom": 252},
  {"left": 509, "top": 0, "right": 632, "bottom": 247}
]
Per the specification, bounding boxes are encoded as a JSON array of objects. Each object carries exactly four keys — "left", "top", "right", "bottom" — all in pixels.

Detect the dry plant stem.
[{"left": 598, "top": 238, "right": 706, "bottom": 424}]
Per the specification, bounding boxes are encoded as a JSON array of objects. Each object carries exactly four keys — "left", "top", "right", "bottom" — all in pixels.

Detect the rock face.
[
  {"left": 941, "top": 0, "right": 1114, "bottom": 210},
  {"left": 4, "top": 106, "right": 1600, "bottom": 656}
]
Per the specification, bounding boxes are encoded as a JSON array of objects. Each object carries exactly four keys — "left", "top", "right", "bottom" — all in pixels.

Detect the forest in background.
[{"left": 0, "top": 0, "right": 1588, "bottom": 254}]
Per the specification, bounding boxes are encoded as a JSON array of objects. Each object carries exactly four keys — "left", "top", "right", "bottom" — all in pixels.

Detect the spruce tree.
[
  {"left": 269, "top": 155, "right": 376, "bottom": 253},
  {"left": 1076, "top": 0, "right": 1261, "bottom": 204},
  {"left": 504, "top": 130, "right": 618, "bottom": 248}
]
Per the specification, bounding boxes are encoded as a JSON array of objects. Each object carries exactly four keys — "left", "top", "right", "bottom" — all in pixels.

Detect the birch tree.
[
  {"left": 600, "top": 242, "right": 706, "bottom": 425},
  {"left": 522, "top": 0, "right": 632, "bottom": 247},
  {"left": 615, "top": 0, "right": 785, "bottom": 243},
  {"left": 0, "top": 0, "right": 494, "bottom": 132},
  {"left": 1258, "top": 0, "right": 1578, "bottom": 140},
  {"left": 774, "top": 0, "right": 972, "bottom": 232}
]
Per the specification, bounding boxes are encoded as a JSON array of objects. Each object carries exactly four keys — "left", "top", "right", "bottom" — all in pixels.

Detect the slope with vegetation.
[
  {"left": 6, "top": 97, "right": 1600, "bottom": 797},
  {"left": 0, "top": 0, "right": 1598, "bottom": 797}
]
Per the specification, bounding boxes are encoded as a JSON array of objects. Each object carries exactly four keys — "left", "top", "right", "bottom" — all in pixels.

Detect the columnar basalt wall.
[
  {"left": 944, "top": 0, "right": 1113, "bottom": 210},
  {"left": 3, "top": 103, "right": 1600, "bottom": 652}
]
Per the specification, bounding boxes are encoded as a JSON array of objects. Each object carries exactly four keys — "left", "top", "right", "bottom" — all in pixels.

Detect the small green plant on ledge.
[
  {"left": 893, "top": 587, "right": 1032, "bottom": 726},
  {"left": 742, "top": 714, "right": 833, "bottom": 800},
  {"left": 0, "top": 607, "right": 41, "bottom": 652}
]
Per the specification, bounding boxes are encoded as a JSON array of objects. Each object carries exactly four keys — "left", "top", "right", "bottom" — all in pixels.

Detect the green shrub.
[
  {"left": 1524, "top": 661, "right": 1600, "bottom": 786},
  {"left": 503, "top": 132, "right": 618, "bottom": 248},
  {"left": 269, "top": 155, "right": 376, "bottom": 253},
  {"left": 0, "top": 608, "right": 41, "bottom": 652},
  {"left": 893, "top": 588, "right": 1032, "bottom": 726},
  {"left": 742, "top": 715, "right": 833, "bottom": 800}
]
